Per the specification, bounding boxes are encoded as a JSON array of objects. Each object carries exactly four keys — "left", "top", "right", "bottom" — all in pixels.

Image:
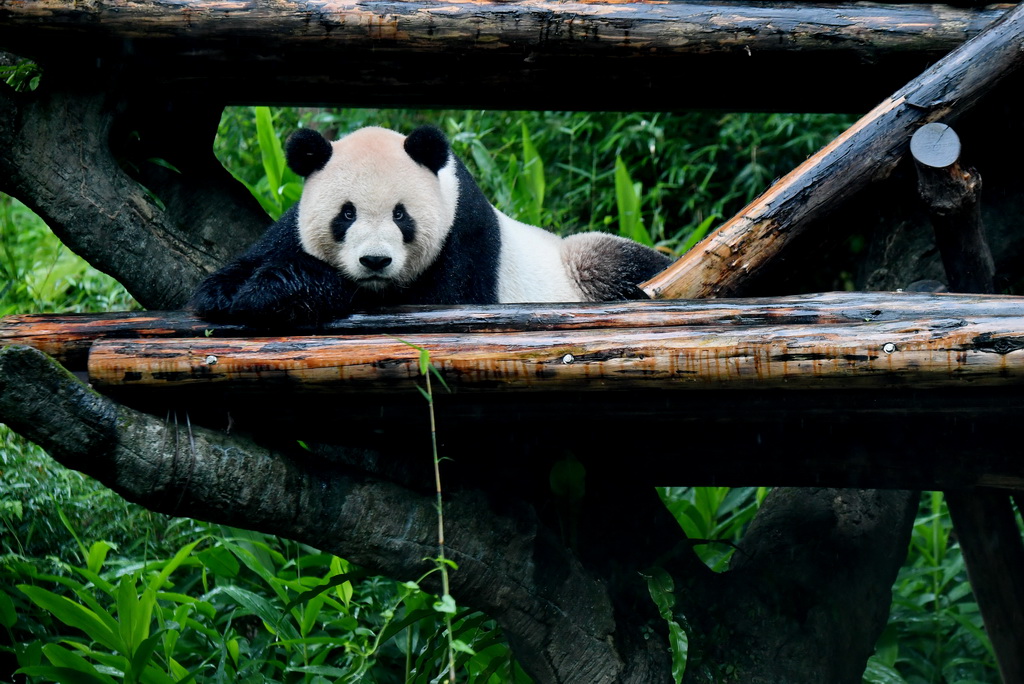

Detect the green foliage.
[
  {"left": 658, "top": 486, "right": 768, "bottom": 571},
  {"left": 864, "top": 492, "right": 1001, "bottom": 684},
  {"left": 0, "top": 58, "right": 41, "bottom": 92},
  {"left": 0, "top": 194, "right": 136, "bottom": 317},
  {"left": 3, "top": 522, "right": 517, "bottom": 683}
]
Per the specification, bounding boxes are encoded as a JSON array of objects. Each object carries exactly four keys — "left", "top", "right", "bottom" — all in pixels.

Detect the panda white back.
[{"left": 493, "top": 211, "right": 582, "bottom": 303}]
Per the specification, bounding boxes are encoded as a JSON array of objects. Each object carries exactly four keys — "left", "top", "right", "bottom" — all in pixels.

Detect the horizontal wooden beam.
[
  {"left": 84, "top": 315, "right": 1024, "bottom": 393},
  {"left": 5, "top": 292, "right": 1022, "bottom": 371},
  {"left": 0, "top": 1, "right": 1014, "bottom": 110}
]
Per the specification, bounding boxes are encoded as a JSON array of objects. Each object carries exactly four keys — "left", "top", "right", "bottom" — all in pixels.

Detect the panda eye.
[
  {"left": 342, "top": 205, "right": 356, "bottom": 221},
  {"left": 392, "top": 207, "right": 405, "bottom": 221}
]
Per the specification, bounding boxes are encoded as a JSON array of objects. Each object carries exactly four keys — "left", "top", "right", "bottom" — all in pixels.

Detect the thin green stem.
[{"left": 425, "top": 365, "right": 457, "bottom": 683}]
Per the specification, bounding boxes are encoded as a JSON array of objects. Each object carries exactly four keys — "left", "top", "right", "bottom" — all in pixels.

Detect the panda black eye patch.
[
  {"left": 331, "top": 202, "right": 357, "bottom": 242},
  {"left": 392, "top": 203, "right": 417, "bottom": 243}
]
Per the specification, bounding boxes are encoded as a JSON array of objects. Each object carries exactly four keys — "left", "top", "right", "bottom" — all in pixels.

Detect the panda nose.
[{"left": 360, "top": 255, "right": 392, "bottom": 272}]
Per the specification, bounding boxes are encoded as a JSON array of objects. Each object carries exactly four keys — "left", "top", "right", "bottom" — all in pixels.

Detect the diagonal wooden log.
[{"left": 641, "top": 1, "right": 1024, "bottom": 300}]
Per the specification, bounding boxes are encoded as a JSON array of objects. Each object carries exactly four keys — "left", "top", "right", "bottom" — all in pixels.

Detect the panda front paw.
[
  {"left": 188, "top": 269, "right": 250, "bottom": 322},
  {"left": 227, "top": 262, "right": 352, "bottom": 327}
]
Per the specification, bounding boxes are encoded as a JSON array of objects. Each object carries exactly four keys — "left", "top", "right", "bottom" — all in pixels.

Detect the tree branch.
[
  {"left": 680, "top": 488, "right": 916, "bottom": 684},
  {"left": 0, "top": 84, "right": 267, "bottom": 309}
]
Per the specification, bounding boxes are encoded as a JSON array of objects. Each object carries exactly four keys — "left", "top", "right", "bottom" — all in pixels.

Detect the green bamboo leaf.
[
  {"left": 614, "top": 157, "right": 652, "bottom": 246},
  {"left": 520, "top": 122, "right": 545, "bottom": 224},
  {"left": 18, "top": 585, "right": 120, "bottom": 651},
  {"left": 375, "top": 607, "right": 437, "bottom": 645},
  {"left": 86, "top": 541, "right": 112, "bottom": 575},
  {"left": 678, "top": 214, "right": 718, "bottom": 254},
  {"left": 211, "top": 585, "right": 300, "bottom": 641},
  {"left": 148, "top": 539, "right": 203, "bottom": 592},
  {"left": 130, "top": 632, "right": 167, "bottom": 684},
  {"left": 16, "top": 665, "right": 113, "bottom": 684},
  {"left": 40, "top": 643, "right": 116, "bottom": 683},
  {"left": 255, "top": 106, "right": 285, "bottom": 207},
  {"left": 0, "top": 591, "right": 16, "bottom": 628},
  {"left": 197, "top": 545, "right": 240, "bottom": 578}
]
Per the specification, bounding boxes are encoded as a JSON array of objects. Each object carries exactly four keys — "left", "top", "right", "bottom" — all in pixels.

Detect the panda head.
[{"left": 286, "top": 125, "right": 459, "bottom": 291}]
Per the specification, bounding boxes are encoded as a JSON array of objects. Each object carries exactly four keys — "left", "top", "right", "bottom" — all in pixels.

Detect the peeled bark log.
[
  {"left": 641, "top": 1, "right": 1024, "bottom": 300},
  {"left": 73, "top": 299, "right": 1024, "bottom": 393}
]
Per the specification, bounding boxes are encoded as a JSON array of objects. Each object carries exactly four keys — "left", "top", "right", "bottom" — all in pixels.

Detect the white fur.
[
  {"left": 297, "top": 127, "right": 459, "bottom": 290},
  {"left": 494, "top": 211, "right": 583, "bottom": 302}
]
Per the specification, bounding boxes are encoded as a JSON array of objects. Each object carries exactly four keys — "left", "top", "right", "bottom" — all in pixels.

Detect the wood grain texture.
[
  {"left": 0, "top": 0, "right": 1006, "bottom": 55},
  {"left": 87, "top": 313, "right": 1024, "bottom": 392}
]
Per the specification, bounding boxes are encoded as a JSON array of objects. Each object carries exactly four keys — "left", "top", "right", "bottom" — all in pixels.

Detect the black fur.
[
  {"left": 393, "top": 204, "right": 417, "bottom": 243},
  {"left": 403, "top": 126, "right": 449, "bottom": 174},
  {"left": 330, "top": 202, "right": 357, "bottom": 242},
  {"left": 286, "top": 128, "right": 333, "bottom": 177}
]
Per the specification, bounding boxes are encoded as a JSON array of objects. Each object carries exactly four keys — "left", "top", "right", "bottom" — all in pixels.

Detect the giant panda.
[{"left": 189, "top": 125, "right": 672, "bottom": 325}]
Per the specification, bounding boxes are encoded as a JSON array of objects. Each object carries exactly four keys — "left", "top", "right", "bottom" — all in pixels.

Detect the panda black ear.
[
  {"left": 404, "top": 126, "right": 450, "bottom": 175},
  {"left": 285, "top": 128, "right": 333, "bottom": 177}
]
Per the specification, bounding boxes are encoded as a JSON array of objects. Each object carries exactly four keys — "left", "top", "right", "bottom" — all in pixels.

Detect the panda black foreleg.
[
  {"left": 226, "top": 252, "right": 357, "bottom": 327},
  {"left": 188, "top": 255, "right": 266, "bottom": 322}
]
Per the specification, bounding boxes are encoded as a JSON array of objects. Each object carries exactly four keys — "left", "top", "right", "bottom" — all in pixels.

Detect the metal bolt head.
[
  {"left": 882, "top": 343, "right": 897, "bottom": 354},
  {"left": 205, "top": 355, "right": 218, "bottom": 365},
  {"left": 562, "top": 354, "right": 575, "bottom": 364}
]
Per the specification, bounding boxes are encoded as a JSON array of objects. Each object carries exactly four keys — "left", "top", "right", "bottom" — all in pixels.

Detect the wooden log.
[
  {"left": 0, "top": 0, "right": 1005, "bottom": 56},
  {"left": 912, "top": 123, "right": 995, "bottom": 294},
  {"left": 87, "top": 312, "right": 1024, "bottom": 392},
  {"left": 945, "top": 491, "right": 1024, "bottom": 684},
  {"left": 0, "top": 1, "right": 1013, "bottom": 111},
  {"left": 640, "top": 1, "right": 1024, "bottom": 300},
  {"left": 6, "top": 291, "right": 1024, "bottom": 371}
]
